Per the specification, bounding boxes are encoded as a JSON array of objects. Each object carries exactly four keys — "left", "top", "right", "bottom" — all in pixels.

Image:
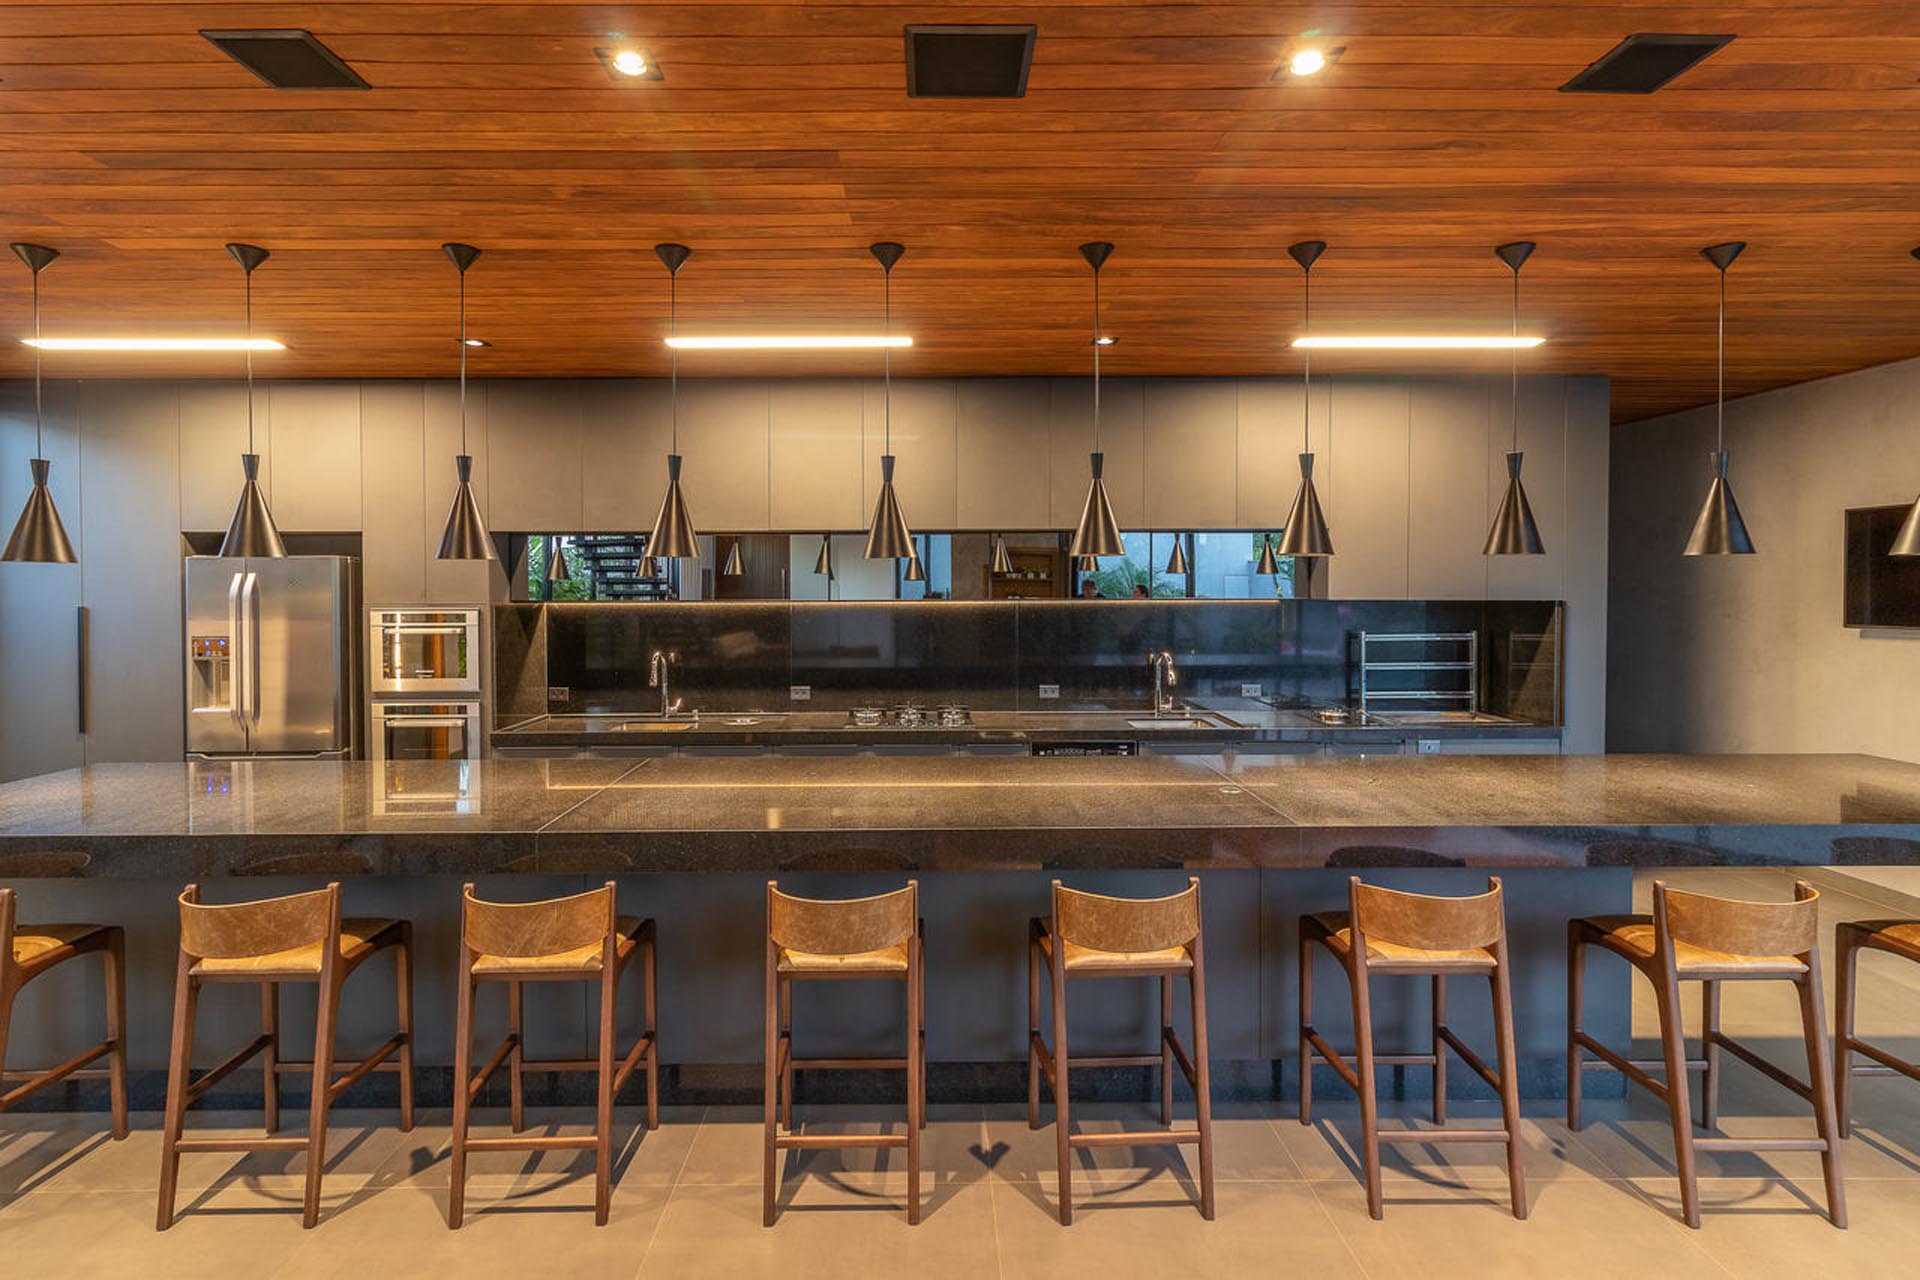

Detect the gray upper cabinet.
[
  {"left": 770, "top": 380, "right": 864, "bottom": 532},
  {"left": 581, "top": 381, "right": 671, "bottom": 532},
  {"left": 267, "top": 381, "right": 363, "bottom": 531},
  {"left": 485, "top": 379, "right": 583, "bottom": 533},
  {"left": 677, "top": 382, "right": 770, "bottom": 531},
  {"left": 956, "top": 379, "right": 1049, "bottom": 530},
  {"left": 360, "top": 381, "right": 427, "bottom": 603},
  {"left": 1144, "top": 380, "right": 1238, "bottom": 529},
  {"left": 862, "top": 379, "right": 957, "bottom": 530},
  {"left": 0, "top": 379, "right": 83, "bottom": 781},
  {"left": 1049, "top": 376, "right": 1144, "bottom": 529},
  {"left": 178, "top": 381, "right": 263, "bottom": 533}
]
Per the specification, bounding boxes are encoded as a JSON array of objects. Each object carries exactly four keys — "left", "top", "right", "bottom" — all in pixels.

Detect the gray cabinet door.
[{"left": 0, "top": 379, "right": 84, "bottom": 781}]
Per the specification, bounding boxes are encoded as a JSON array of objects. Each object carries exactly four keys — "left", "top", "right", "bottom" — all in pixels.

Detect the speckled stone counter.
[{"left": 2, "top": 753, "right": 1916, "bottom": 878}]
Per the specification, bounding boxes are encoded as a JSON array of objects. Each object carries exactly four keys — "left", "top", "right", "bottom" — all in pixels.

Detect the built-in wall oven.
[
  {"left": 371, "top": 700, "right": 482, "bottom": 765},
  {"left": 369, "top": 608, "right": 481, "bottom": 696}
]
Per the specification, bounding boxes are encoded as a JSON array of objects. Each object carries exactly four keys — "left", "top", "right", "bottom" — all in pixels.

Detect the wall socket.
[
  {"left": 789, "top": 685, "right": 812, "bottom": 702},
  {"left": 1416, "top": 739, "right": 1442, "bottom": 755},
  {"left": 1037, "top": 684, "right": 1060, "bottom": 700},
  {"left": 1240, "top": 683, "right": 1263, "bottom": 697},
  {"left": 547, "top": 686, "right": 570, "bottom": 703}
]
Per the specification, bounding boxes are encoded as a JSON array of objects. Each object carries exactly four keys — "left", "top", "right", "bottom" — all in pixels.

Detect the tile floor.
[{"left": 2, "top": 869, "right": 1917, "bottom": 1279}]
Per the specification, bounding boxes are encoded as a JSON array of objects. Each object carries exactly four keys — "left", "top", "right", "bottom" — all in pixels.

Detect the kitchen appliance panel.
[
  {"left": 370, "top": 607, "right": 482, "bottom": 695},
  {"left": 250, "top": 557, "right": 353, "bottom": 754},
  {"left": 372, "top": 700, "right": 481, "bottom": 765},
  {"left": 184, "top": 561, "right": 247, "bottom": 756}
]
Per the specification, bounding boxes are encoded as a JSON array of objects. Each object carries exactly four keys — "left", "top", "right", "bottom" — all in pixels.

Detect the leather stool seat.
[
  {"left": 1580, "top": 913, "right": 1807, "bottom": 974},
  {"left": 1307, "top": 911, "right": 1496, "bottom": 969},
  {"left": 191, "top": 917, "right": 402, "bottom": 977},
  {"left": 471, "top": 915, "right": 645, "bottom": 974},
  {"left": 778, "top": 939, "right": 909, "bottom": 973},
  {"left": 1036, "top": 931, "right": 1192, "bottom": 972},
  {"left": 1841, "top": 919, "right": 1920, "bottom": 961},
  {"left": 10, "top": 922, "right": 113, "bottom": 968}
]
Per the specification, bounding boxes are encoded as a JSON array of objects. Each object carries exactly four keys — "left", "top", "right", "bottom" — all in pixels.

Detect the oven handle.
[
  {"left": 379, "top": 625, "right": 472, "bottom": 636},
  {"left": 380, "top": 715, "right": 475, "bottom": 728}
]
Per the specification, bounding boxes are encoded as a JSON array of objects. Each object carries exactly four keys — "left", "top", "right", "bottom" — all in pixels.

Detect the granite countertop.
[{"left": 1, "top": 753, "right": 1917, "bottom": 877}]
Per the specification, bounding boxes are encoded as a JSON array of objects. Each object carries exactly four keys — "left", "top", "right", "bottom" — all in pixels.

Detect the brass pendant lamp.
[
  {"left": 1683, "top": 241, "right": 1756, "bottom": 556},
  {"left": 990, "top": 534, "right": 1014, "bottom": 575},
  {"left": 722, "top": 538, "right": 745, "bottom": 576},
  {"left": 646, "top": 243, "right": 699, "bottom": 560},
  {"left": 545, "top": 535, "right": 571, "bottom": 583},
  {"left": 1276, "top": 240, "right": 1334, "bottom": 557},
  {"left": 903, "top": 537, "right": 927, "bottom": 583},
  {"left": 1068, "top": 241, "right": 1125, "bottom": 559},
  {"left": 1165, "top": 534, "right": 1190, "bottom": 576},
  {"left": 435, "top": 242, "right": 493, "bottom": 560},
  {"left": 2, "top": 243, "right": 77, "bottom": 563},
  {"left": 1890, "top": 247, "right": 1920, "bottom": 556},
  {"left": 216, "top": 243, "right": 288, "bottom": 559},
  {"left": 864, "top": 241, "right": 915, "bottom": 560},
  {"left": 1484, "top": 241, "right": 1547, "bottom": 556},
  {"left": 813, "top": 534, "right": 834, "bottom": 578},
  {"left": 1254, "top": 533, "right": 1280, "bottom": 576}
]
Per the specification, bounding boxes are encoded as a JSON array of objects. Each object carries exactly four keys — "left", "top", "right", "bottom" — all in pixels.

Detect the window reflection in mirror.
[{"left": 512, "top": 531, "right": 1296, "bottom": 602}]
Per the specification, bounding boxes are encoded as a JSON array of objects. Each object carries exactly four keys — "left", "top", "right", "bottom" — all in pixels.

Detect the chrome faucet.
[
  {"left": 1149, "top": 650, "right": 1179, "bottom": 717},
  {"left": 648, "top": 649, "right": 684, "bottom": 717}
]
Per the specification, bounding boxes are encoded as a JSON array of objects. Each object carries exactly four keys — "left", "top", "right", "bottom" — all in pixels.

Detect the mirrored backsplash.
[{"left": 497, "top": 598, "right": 1564, "bottom": 723}]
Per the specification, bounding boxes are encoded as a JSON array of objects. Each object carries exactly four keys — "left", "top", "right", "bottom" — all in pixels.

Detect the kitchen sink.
[
  {"left": 1124, "top": 714, "right": 1237, "bottom": 731},
  {"left": 614, "top": 719, "right": 698, "bottom": 732}
]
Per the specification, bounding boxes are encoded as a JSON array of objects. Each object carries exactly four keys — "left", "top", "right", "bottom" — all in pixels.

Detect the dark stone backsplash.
[{"left": 498, "top": 599, "right": 1564, "bottom": 720}]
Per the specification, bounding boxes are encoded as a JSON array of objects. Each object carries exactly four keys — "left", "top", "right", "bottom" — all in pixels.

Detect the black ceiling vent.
[
  {"left": 1561, "top": 34, "right": 1734, "bottom": 94},
  {"left": 201, "top": 29, "right": 370, "bottom": 90},
  {"left": 904, "top": 25, "right": 1037, "bottom": 98}
]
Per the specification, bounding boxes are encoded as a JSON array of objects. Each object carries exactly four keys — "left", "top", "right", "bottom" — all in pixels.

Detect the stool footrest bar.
[{"left": 1070, "top": 1129, "right": 1202, "bottom": 1148}]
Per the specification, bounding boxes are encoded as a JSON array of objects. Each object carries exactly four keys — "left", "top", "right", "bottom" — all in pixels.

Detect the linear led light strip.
[
  {"left": 1293, "top": 335, "right": 1544, "bottom": 350},
  {"left": 665, "top": 335, "right": 911, "bottom": 350},
  {"left": 24, "top": 337, "right": 286, "bottom": 351}
]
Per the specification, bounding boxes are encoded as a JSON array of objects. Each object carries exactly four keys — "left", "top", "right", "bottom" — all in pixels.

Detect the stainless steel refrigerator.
[{"left": 184, "top": 555, "right": 360, "bottom": 759}]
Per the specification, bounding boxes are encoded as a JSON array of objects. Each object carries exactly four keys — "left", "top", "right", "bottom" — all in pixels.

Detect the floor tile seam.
[
  {"left": 1296, "top": 1179, "right": 1397, "bottom": 1280},
  {"left": 626, "top": 1102, "right": 707, "bottom": 1275}
]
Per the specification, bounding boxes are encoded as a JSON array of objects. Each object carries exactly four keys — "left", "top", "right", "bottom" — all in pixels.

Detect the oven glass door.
[
  {"left": 377, "top": 704, "right": 479, "bottom": 763},
  {"left": 373, "top": 612, "right": 477, "bottom": 693}
]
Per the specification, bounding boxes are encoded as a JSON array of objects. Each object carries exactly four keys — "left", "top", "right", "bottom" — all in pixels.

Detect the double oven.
[{"left": 368, "top": 607, "right": 484, "bottom": 764}]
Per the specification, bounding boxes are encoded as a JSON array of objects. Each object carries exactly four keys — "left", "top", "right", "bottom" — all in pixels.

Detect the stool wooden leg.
[
  {"left": 1027, "top": 934, "right": 1042, "bottom": 1130},
  {"left": 1052, "top": 961, "right": 1072, "bottom": 1226},
  {"left": 762, "top": 945, "right": 779, "bottom": 1227},
  {"left": 1191, "top": 948, "right": 1216, "bottom": 1222},
  {"left": 1700, "top": 980, "right": 1723, "bottom": 1131},
  {"left": 1566, "top": 928, "right": 1586, "bottom": 1131},
  {"left": 779, "top": 976, "right": 795, "bottom": 1130},
  {"left": 302, "top": 974, "right": 341, "bottom": 1229},
  {"left": 1349, "top": 957, "right": 1384, "bottom": 1221},
  {"left": 1798, "top": 963, "right": 1848, "bottom": 1229},
  {"left": 103, "top": 928, "right": 129, "bottom": 1140},
  {"left": 260, "top": 982, "right": 280, "bottom": 1134},
  {"left": 906, "top": 936, "right": 923, "bottom": 1226},
  {"left": 594, "top": 967, "right": 616, "bottom": 1226},
  {"left": 1298, "top": 929, "right": 1314, "bottom": 1126},
  {"left": 918, "top": 960, "right": 928, "bottom": 1132},
  {"left": 642, "top": 926, "right": 660, "bottom": 1131},
  {"left": 396, "top": 924, "right": 416, "bottom": 1133},
  {"left": 1160, "top": 974, "right": 1175, "bottom": 1126},
  {"left": 507, "top": 980, "right": 526, "bottom": 1133},
  {"left": 1431, "top": 974, "right": 1449, "bottom": 1127},
  {"left": 1653, "top": 966, "right": 1701, "bottom": 1228},
  {"left": 448, "top": 969, "right": 474, "bottom": 1229},
  {"left": 1835, "top": 931, "right": 1860, "bottom": 1140},
  {"left": 1491, "top": 960, "right": 1528, "bottom": 1220},
  {"left": 155, "top": 958, "right": 197, "bottom": 1231}
]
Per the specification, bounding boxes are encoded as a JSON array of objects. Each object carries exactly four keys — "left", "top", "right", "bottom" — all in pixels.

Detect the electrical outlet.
[
  {"left": 546, "top": 686, "right": 570, "bottom": 703},
  {"left": 789, "top": 685, "right": 812, "bottom": 702},
  {"left": 1416, "top": 739, "right": 1442, "bottom": 755},
  {"left": 1038, "top": 683, "right": 1060, "bottom": 700},
  {"left": 1240, "top": 682, "right": 1262, "bottom": 698}
]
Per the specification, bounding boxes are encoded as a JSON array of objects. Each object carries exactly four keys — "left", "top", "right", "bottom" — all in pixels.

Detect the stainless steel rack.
[{"left": 1355, "top": 631, "right": 1479, "bottom": 716}]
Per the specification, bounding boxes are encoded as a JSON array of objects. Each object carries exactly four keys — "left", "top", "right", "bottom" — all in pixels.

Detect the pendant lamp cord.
[
  {"left": 1301, "top": 262, "right": 1312, "bottom": 452},
  {"left": 1091, "top": 263, "right": 1102, "bottom": 451},
  {"left": 1715, "top": 262, "right": 1726, "bottom": 453},
  {"left": 1509, "top": 260, "right": 1520, "bottom": 452},
  {"left": 883, "top": 260, "right": 892, "bottom": 452},
  {"left": 244, "top": 263, "right": 256, "bottom": 454},
  {"left": 669, "top": 266, "right": 679, "bottom": 453},
  {"left": 30, "top": 264, "right": 43, "bottom": 458},
  {"left": 456, "top": 265, "right": 468, "bottom": 453}
]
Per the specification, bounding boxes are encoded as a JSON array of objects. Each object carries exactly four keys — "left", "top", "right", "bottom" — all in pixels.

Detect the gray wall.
[
  {"left": 2, "top": 373, "right": 1610, "bottom": 780},
  {"left": 1609, "top": 354, "right": 1920, "bottom": 761}
]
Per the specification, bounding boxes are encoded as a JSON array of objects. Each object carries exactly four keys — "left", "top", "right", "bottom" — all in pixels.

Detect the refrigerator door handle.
[
  {"left": 242, "top": 571, "right": 262, "bottom": 726},
  {"left": 226, "top": 571, "right": 246, "bottom": 727}
]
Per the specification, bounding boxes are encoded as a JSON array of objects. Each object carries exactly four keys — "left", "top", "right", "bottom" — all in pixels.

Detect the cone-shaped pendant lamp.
[
  {"left": 1276, "top": 241, "right": 1334, "bottom": 557},
  {"left": 1683, "top": 242, "right": 1756, "bottom": 556},
  {"left": 216, "top": 243, "right": 288, "bottom": 559},
  {"left": 1068, "top": 242, "right": 1126, "bottom": 559},
  {"left": 646, "top": 243, "right": 700, "bottom": 559},
  {"left": 722, "top": 538, "right": 745, "bottom": 576},
  {"left": 545, "top": 535, "right": 571, "bottom": 583},
  {"left": 640, "top": 553, "right": 662, "bottom": 578},
  {"left": 904, "top": 539, "right": 926, "bottom": 583},
  {"left": 990, "top": 534, "right": 1013, "bottom": 575},
  {"left": 1890, "top": 248, "right": 1920, "bottom": 556},
  {"left": 1254, "top": 533, "right": 1280, "bottom": 576},
  {"left": 1484, "top": 242, "right": 1547, "bottom": 555},
  {"left": 435, "top": 243, "right": 494, "bottom": 560},
  {"left": 863, "top": 242, "right": 916, "bottom": 559},
  {"left": 1165, "top": 534, "right": 1190, "bottom": 576},
  {"left": 813, "top": 534, "right": 834, "bottom": 579},
  {"left": 3, "top": 243, "right": 77, "bottom": 564}
]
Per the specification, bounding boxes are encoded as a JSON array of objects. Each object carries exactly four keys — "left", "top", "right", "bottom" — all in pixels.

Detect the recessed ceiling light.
[
  {"left": 594, "top": 46, "right": 662, "bottom": 82},
  {"left": 1274, "top": 44, "right": 1344, "bottom": 80},
  {"left": 1292, "top": 335, "right": 1544, "bottom": 350},
  {"left": 1092, "top": 335, "right": 1117, "bottom": 346},
  {"left": 461, "top": 337, "right": 490, "bottom": 348},
  {"left": 23, "top": 337, "right": 286, "bottom": 352},
  {"left": 664, "top": 335, "right": 912, "bottom": 350}
]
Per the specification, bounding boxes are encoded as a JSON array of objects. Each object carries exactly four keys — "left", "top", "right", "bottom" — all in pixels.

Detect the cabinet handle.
[{"left": 76, "top": 605, "right": 89, "bottom": 735}]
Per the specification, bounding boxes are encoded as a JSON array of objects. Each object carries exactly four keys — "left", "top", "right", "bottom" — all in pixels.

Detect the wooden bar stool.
[
  {"left": 449, "top": 882, "right": 658, "bottom": 1228},
  {"left": 1299, "top": 876, "right": 1526, "bottom": 1221},
  {"left": 0, "top": 887, "right": 128, "bottom": 1136},
  {"left": 1028, "top": 877, "right": 1214, "bottom": 1225},
  {"left": 157, "top": 883, "right": 414, "bottom": 1230},
  {"left": 764, "top": 880, "right": 924, "bottom": 1227},
  {"left": 1834, "top": 918, "right": 1920, "bottom": 1137},
  {"left": 1567, "top": 880, "right": 1845, "bottom": 1229}
]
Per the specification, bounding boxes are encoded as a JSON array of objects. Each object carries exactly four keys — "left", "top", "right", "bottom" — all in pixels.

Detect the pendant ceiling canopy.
[
  {"left": 646, "top": 242, "right": 700, "bottom": 560},
  {"left": 863, "top": 241, "right": 916, "bottom": 560},
  {"left": 1484, "top": 240, "right": 1547, "bottom": 556},
  {"left": 2, "top": 242, "right": 78, "bottom": 564},
  {"left": 1274, "top": 240, "right": 1334, "bottom": 558},
  {"left": 1683, "top": 241, "right": 1756, "bottom": 557},
  {"left": 1067, "top": 240, "right": 1125, "bottom": 560},
  {"left": 435, "top": 241, "right": 494, "bottom": 561},
  {"left": 216, "top": 242, "right": 288, "bottom": 559}
]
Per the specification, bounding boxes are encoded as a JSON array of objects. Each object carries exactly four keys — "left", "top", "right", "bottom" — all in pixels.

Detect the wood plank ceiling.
[{"left": 1, "top": 3, "right": 1918, "bottom": 421}]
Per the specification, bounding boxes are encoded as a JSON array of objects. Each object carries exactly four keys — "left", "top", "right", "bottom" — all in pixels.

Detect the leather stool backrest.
[
  {"left": 462, "top": 882, "right": 616, "bottom": 958},
  {"left": 177, "top": 883, "right": 338, "bottom": 960},
  {"left": 1053, "top": 878, "right": 1202, "bottom": 953},
  {"left": 1350, "top": 877, "right": 1506, "bottom": 952},
  {"left": 769, "top": 882, "right": 916, "bottom": 956},
  {"left": 1658, "top": 880, "right": 1820, "bottom": 958}
]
